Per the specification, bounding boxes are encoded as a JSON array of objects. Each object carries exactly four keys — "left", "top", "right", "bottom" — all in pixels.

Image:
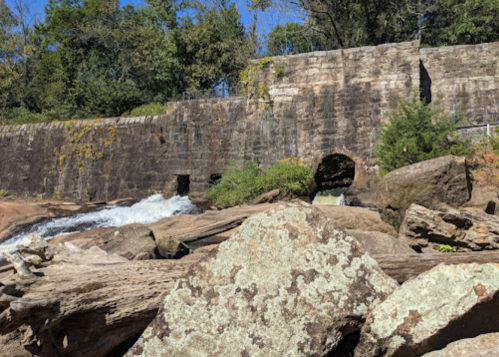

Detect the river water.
[{"left": 0, "top": 194, "right": 199, "bottom": 254}]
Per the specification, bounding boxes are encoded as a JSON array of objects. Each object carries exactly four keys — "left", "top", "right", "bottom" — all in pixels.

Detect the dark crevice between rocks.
[
  {"left": 327, "top": 330, "right": 361, "bottom": 357},
  {"left": 420, "top": 60, "right": 432, "bottom": 104},
  {"left": 177, "top": 175, "right": 190, "bottom": 196},
  {"left": 104, "top": 330, "right": 145, "bottom": 357},
  {"left": 314, "top": 154, "right": 355, "bottom": 193}
]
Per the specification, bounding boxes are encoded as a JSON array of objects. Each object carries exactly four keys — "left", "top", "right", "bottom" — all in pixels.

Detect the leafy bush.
[
  {"left": 0, "top": 107, "right": 53, "bottom": 125},
  {"left": 207, "top": 159, "right": 315, "bottom": 207},
  {"left": 440, "top": 244, "right": 457, "bottom": 253},
  {"left": 123, "top": 103, "right": 167, "bottom": 117},
  {"left": 376, "top": 94, "right": 469, "bottom": 175}
]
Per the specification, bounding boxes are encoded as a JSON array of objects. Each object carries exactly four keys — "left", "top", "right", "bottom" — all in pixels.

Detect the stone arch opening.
[
  {"left": 177, "top": 175, "right": 190, "bottom": 196},
  {"left": 314, "top": 154, "right": 355, "bottom": 192}
]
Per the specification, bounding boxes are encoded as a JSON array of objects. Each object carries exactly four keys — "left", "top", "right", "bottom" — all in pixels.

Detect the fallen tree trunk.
[
  {"left": 373, "top": 251, "right": 499, "bottom": 283},
  {"left": 0, "top": 234, "right": 206, "bottom": 357}
]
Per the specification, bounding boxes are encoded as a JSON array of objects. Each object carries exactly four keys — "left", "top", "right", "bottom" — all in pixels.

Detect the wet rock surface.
[
  {"left": 126, "top": 202, "right": 398, "bottom": 357},
  {"left": 355, "top": 263, "right": 499, "bottom": 357},
  {"left": 376, "top": 155, "right": 471, "bottom": 226}
]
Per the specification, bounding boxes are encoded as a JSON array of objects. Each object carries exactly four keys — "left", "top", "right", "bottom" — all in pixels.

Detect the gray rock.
[
  {"left": 355, "top": 263, "right": 499, "bottom": 357},
  {"left": 125, "top": 202, "right": 398, "bottom": 357},
  {"left": 345, "top": 229, "right": 415, "bottom": 255},
  {"left": 376, "top": 155, "right": 471, "bottom": 226},
  {"left": 422, "top": 333, "right": 499, "bottom": 357}
]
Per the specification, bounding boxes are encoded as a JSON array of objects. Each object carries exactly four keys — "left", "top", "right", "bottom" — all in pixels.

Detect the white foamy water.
[
  {"left": 0, "top": 194, "right": 199, "bottom": 254},
  {"left": 312, "top": 188, "right": 347, "bottom": 205}
]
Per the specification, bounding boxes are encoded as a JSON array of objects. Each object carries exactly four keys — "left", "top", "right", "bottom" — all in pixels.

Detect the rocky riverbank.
[{"left": 3, "top": 155, "right": 499, "bottom": 356}]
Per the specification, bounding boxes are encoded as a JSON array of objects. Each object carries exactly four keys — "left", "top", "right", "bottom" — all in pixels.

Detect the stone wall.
[
  {"left": 420, "top": 42, "right": 499, "bottom": 126},
  {"left": 0, "top": 40, "right": 497, "bottom": 202}
]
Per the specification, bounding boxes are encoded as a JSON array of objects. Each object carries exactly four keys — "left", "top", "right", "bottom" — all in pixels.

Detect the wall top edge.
[{"left": 0, "top": 114, "right": 170, "bottom": 131}]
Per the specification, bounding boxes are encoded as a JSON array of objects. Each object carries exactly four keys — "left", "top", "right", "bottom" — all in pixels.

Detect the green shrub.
[
  {"left": 376, "top": 94, "right": 469, "bottom": 175},
  {"left": 0, "top": 189, "right": 9, "bottom": 197},
  {"left": 123, "top": 102, "right": 167, "bottom": 117},
  {"left": 440, "top": 244, "right": 457, "bottom": 253},
  {"left": 0, "top": 107, "right": 53, "bottom": 125},
  {"left": 207, "top": 159, "right": 314, "bottom": 207}
]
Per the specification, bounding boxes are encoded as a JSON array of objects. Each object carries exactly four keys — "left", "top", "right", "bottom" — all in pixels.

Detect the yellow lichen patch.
[{"left": 52, "top": 119, "right": 119, "bottom": 201}]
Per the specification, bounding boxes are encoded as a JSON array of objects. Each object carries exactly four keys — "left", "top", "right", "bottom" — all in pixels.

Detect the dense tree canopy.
[{"left": 0, "top": 0, "right": 498, "bottom": 122}]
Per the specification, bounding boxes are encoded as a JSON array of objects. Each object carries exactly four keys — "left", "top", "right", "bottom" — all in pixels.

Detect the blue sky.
[{"left": 5, "top": 0, "right": 303, "bottom": 39}]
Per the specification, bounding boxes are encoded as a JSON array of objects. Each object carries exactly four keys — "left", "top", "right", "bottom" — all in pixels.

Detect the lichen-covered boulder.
[
  {"left": 355, "top": 263, "right": 499, "bottom": 357},
  {"left": 422, "top": 333, "right": 499, "bottom": 357},
  {"left": 125, "top": 202, "right": 398, "bottom": 357}
]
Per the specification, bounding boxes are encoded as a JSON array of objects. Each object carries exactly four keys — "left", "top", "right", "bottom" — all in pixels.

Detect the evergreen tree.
[{"left": 376, "top": 94, "right": 467, "bottom": 174}]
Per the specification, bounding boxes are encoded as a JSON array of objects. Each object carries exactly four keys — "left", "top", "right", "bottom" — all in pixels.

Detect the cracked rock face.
[
  {"left": 125, "top": 202, "right": 398, "bottom": 357},
  {"left": 355, "top": 263, "right": 499, "bottom": 357}
]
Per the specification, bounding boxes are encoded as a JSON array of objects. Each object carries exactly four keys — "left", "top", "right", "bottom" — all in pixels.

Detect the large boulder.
[
  {"left": 399, "top": 204, "right": 499, "bottom": 252},
  {"left": 50, "top": 223, "right": 160, "bottom": 260},
  {"left": 316, "top": 205, "right": 398, "bottom": 237},
  {"left": 422, "top": 333, "right": 499, "bottom": 357},
  {"left": 376, "top": 155, "right": 471, "bottom": 226},
  {"left": 125, "top": 203, "right": 398, "bottom": 357},
  {"left": 345, "top": 229, "right": 415, "bottom": 255},
  {"left": 355, "top": 263, "right": 499, "bottom": 357}
]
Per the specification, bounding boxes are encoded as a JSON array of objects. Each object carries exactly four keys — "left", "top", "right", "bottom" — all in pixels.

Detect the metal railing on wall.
[{"left": 182, "top": 86, "right": 243, "bottom": 101}]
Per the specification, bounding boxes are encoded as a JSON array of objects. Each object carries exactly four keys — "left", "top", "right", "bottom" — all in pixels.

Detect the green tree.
[
  {"left": 266, "top": 22, "right": 326, "bottom": 56},
  {"left": 425, "top": 0, "right": 499, "bottom": 45},
  {"left": 376, "top": 94, "right": 467, "bottom": 174}
]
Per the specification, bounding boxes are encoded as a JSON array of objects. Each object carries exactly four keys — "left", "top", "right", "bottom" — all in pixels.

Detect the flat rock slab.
[
  {"left": 422, "top": 333, "right": 499, "bottom": 357},
  {"left": 356, "top": 263, "right": 499, "bottom": 357},
  {"left": 126, "top": 202, "right": 398, "bottom": 357},
  {"left": 345, "top": 230, "right": 415, "bottom": 255}
]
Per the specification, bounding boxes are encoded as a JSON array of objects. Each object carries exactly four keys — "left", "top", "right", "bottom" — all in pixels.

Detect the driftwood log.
[
  {"left": 0, "top": 234, "right": 206, "bottom": 357},
  {"left": 373, "top": 251, "right": 499, "bottom": 283}
]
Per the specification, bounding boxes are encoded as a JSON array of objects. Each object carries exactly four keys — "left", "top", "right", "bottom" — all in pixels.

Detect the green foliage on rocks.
[
  {"left": 440, "top": 244, "right": 457, "bottom": 253},
  {"left": 123, "top": 103, "right": 168, "bottom": 117},
  {"left": 376, "top": 94, "right": 469, "bottom": 175},
  {"left": 207, "top": 159, "right": 315, "bottom": 207}
]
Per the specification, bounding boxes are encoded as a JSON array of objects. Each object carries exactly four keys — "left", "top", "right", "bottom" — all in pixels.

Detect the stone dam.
[{"left": 1, "top": 40, "right": 498, "bottom": 202}]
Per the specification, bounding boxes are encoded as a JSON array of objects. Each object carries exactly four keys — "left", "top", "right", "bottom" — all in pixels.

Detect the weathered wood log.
[
  {"left": 372, "top": 251, "right": 499, "bottom": 283},
  {"left": 0, "top": 234, "right": 208, "bottom": 357}
]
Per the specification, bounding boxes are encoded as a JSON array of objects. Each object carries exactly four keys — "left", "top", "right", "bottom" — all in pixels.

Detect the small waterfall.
[
  {"left": 0, "top": 194, "right": 199, "bottom": 254},
  {"left": 312, "top": 188, "right": 348, "bottom": 206}
]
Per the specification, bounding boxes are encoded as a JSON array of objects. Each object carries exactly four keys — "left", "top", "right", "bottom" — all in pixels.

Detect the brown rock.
[
  {"left": 49, "top": 223, "right": 160, "bottom": 260},
  {"left": 126, "top": 203, "right": 398, "bottom": 357},
  {"left": 0, "top": 329, "right": 32, "bottom": 357},
  {"left": 345, "top": 229, "right": 415, "bottom": 255},
  {"left": 155, "top": 235, "right": 189, "bottom": 259},
  {"left": 356, "top": 263, "right": 499, "bottom": 357},
  {"left": 251, "top": 189, "right": 280, "bottom": 205},
  {"left": 462, "top": 187, "right": 498, "bottom": 215},
  {"left": 422, "top": 333, "right": 499, "bottom": 357},
  {"left": 0, "top": 234, "right": 206, "bottom": 357},
  {"left": 399, "top": 204, "right": 499, "bottom": 252},
  {"left": 376, "top": 155, "right": 471, "bottom": 226},
  {"left": 316, "top": 205, "right": 398, "bottom": 236},
  {"left": 149, "top": 202, "right": 282, "bottom": 248},
  {"left": 0, "top": 201, "right": 51, "bottom": 243}
]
